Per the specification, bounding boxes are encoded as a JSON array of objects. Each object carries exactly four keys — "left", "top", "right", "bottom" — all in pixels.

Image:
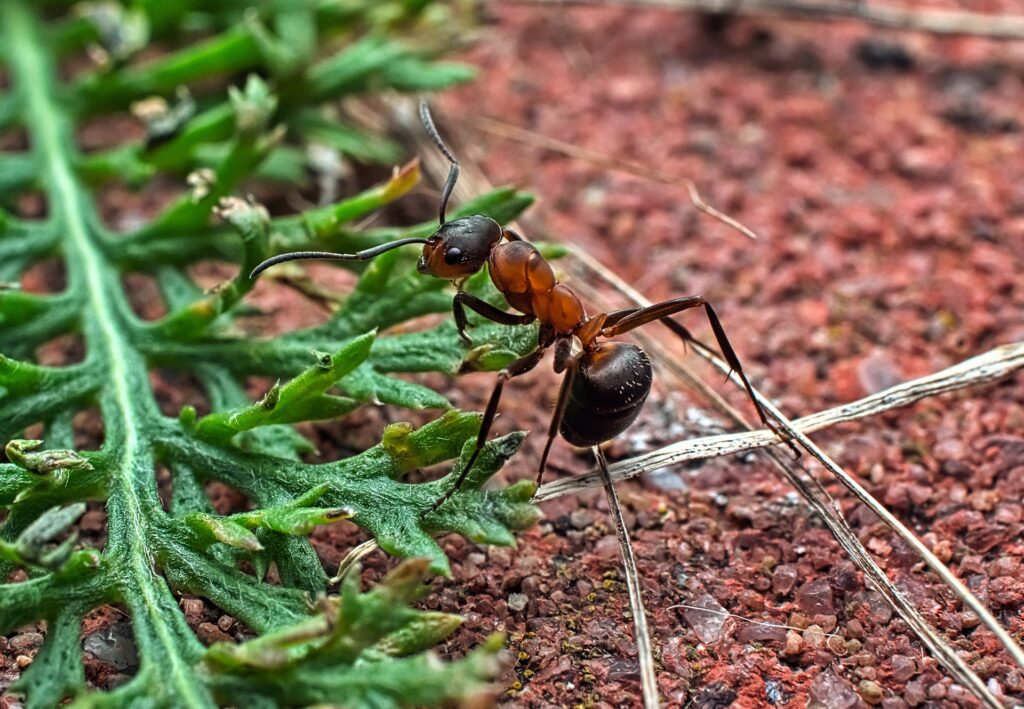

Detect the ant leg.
[
  {"left": 537, "top": 351, "right": 579, "bottom": 486},
  {"left": 426, "top": 347, "right": 546, "bottom": 514},
  {"left": 602, "top": 307, "right": 640, "bottom": 330},
  {"left": 502, "top": 227, "right": 525, "bottom": 241},
  {"left": 453, "top": 290, "right": 535, "bottom": 346},
  {"left": 601, "top": 296, "right": 792, "bottom": 450}
]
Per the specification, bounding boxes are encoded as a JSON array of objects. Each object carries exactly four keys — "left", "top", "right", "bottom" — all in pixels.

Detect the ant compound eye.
[{"left": 444, "top": 247, "right": 463, "bottom": 264}]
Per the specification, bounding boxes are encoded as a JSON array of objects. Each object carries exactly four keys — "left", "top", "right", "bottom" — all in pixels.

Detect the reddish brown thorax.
[{"left": 488, "top": 240, "right": 585, "bottom": 335}]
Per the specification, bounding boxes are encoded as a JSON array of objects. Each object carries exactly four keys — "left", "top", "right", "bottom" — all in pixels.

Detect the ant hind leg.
[{"left": 601, "top": 295, "right": 798, "bottom": 456}]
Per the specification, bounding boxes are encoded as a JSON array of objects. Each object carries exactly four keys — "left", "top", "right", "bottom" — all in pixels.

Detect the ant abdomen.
[{"left": 560, "top": 342, "right": 654, "bottom": 447}]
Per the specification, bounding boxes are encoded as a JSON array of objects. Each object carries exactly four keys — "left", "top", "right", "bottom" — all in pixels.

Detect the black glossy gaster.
[{"left": 561, "top": 343, "right": 653, "bottom": 447}]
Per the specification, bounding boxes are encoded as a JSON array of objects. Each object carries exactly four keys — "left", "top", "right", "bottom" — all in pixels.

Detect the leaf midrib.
[{"left": 3, "top": 3, "right": 209, "bottom": 706}]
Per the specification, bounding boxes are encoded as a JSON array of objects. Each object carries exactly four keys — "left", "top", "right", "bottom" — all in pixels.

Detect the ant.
[{"left": 251, "top": 101, "right": 789, "bottom": 513}]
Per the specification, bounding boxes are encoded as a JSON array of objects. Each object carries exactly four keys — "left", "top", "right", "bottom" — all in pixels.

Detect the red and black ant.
[{"left": 252, "top": 102, "right": 789, "bottom": 512}]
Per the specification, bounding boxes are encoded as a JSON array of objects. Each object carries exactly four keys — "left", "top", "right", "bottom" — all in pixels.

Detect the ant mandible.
[{"left": 252, "top": 101, "right": 788, "bottom": 513}]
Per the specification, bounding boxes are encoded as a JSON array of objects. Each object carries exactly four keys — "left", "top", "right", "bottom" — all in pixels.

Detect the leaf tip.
[{"left": 383, "top": 158, "right": 421, "bottom": 201}]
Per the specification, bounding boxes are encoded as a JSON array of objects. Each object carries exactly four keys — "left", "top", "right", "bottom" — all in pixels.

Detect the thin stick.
[
  {"left": 506, "top": 0, "right": 1024, "bottom": 41},
  {"left": 537, "top": 340, "right": 1024, "bottom": 499},
  {"left": 594, "top": 446, "right": 659, "bottom": 709},
  {"left": 471, "top": 116, "right": 758, "bottom": 240}
]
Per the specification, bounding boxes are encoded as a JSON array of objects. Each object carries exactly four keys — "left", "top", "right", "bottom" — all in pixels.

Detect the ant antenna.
[
  {"left": 419, "top": 100, "right": 460, "bottom": 225},
  {"left": 249, "top": 238, "right": 430, "bottom": 279}
]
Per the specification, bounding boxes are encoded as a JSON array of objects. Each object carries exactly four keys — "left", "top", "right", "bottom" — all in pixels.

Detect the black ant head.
[{"left": 418, "top": 214, "right": 502, "bottom": 279}]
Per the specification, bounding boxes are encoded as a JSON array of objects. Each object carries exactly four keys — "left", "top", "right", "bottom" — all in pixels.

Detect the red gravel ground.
[
  {"left": 398, "top": 3, "right": 1024, "bottom": 708},
  {"left": 5, "top": 3, "right": 1024, "bottom": 709}
]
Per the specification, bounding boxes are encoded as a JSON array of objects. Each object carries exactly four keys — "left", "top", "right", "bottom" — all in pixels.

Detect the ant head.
[{"left": 418, "top": 214, "right": 502, "bottom": 279}]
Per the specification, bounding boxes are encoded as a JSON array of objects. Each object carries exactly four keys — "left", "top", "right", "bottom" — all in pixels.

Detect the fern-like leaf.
[{"left": 0, "top": 2, "right": 538, "bottom": 706}]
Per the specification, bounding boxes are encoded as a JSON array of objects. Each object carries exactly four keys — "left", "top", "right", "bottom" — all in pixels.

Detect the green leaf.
[
  {"left": 5, "top": 440, "right": 94, "bottom": 475},
  {"left": 204, "top": 560, "right": 507, "bottom": 708},
  {"left": 182, "top": 512, "right": 265, "bottom": 552},
  {"left": 191, "top": 332, "right": 375, "bottom": 443},
  {"left": 0, "top": 503, "right": 90, "bottom": 571},
  {"left": 0, "top": 2, "right": 539, "bottom": 706}
]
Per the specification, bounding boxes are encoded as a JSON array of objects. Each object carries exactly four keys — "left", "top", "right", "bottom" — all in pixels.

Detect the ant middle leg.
[
  {"left": 537, "top": 338, "right": 579, "bottom": 486},
  {"left": 453, "top": 290, "right": 536, "bottom": 345},
  {"left": 426, "top": 346, "right": 546, "bottom": 513}
]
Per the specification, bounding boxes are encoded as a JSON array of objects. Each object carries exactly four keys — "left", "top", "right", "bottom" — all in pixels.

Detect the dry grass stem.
[
  {"left": 594, "top": 447, "right": 660, "bottom": 708},
  {"left": 331, "top": 537, "right": 381, "bottom": 585},
  {"left": 565, "top": 250, "right": 1020, "bottom": 705},
  {"left": 508, "top": 0, "right": 1024, "bottom": 40},
  {"left": 537, "top": 340, "right": 1024, "bottom": 499}
]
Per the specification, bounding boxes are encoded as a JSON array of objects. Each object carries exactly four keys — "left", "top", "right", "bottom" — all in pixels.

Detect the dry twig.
[
  {"left": 537, "top": 340, "right": 1024, "bottom": 498},
  {"left": 507, "top": 0, "right": 1024, "bottom": 41},
  {"left": 594, "top": 447, "right": 660, "bottom": 709}
]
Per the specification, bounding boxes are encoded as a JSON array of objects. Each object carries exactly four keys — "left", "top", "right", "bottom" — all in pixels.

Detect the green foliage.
[
  {"left": 0, "top": 2, "right": 538, "bottom": 706},
  {"left": 202, "top": 559, "right": 507, "bottom": 708}
]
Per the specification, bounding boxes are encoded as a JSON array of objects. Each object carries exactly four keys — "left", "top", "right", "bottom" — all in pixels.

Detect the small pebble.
[
  {"left": 569, "top": 509, "right": 593, "bottom": 530},
  {"left": 771, "top": 565, "right": 798, "bottom": 595},
  {"left": 859, "top": 679, "right": 884, "bottom": 705},
  {"left": 682, "top": 594, "right": 729, "bottom": 644},
  {"left": 180, "top": 598, "right": 204, "bottom": 625},
  {"left": 216, "top": 615, "right": 235, "bottom": 632},
  {"left": 796, "top": 578, "right": 835, "bottom": 615},
  {"left": 802, "top": 624, "right": 825, "bottom": 649},
  {"left": 594, "top": 535, "right": 619, "bottom": 559},
  {"left": 933, "top": 438, "right": 966, "bottom": 462},
  {"left": 83, "top": 622, "right": 138, "bottom": 671},
  {"left": 9, "top": 633, "right": 44, "bottom": 652},
  {"left": 783, "top": 630, "right": 802, "bottom": 656},
  {"left": 508, "top": 593, "right": 529, "bottom": 612},
  {"left": 827, "top": 635, "right": 847, "bottom": 656},
  {"left": 904, "top": 680, "right": 926, "bottom": 705},
  {"left": 808, "top": 670, "right": 859, "bottom": 709},
  {"left": 15, "top": 655, "right": 32, "bottom": 669},
  {"left": 196, "top": 622, "right": 231, "bottom": 645},
  {"left": 891, "top": 654, "right": 916, "bottom": 682}
]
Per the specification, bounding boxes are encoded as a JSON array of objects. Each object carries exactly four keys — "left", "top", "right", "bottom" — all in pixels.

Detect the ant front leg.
[
  {"left": 426, "top": 346, "right": 546, "bottom": 514},
  {"left": 453, "top": 290, "right": 535, "bottom": 346},
  {"left": 601, "top": 295, "right": 795, "bottom": 452}
]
